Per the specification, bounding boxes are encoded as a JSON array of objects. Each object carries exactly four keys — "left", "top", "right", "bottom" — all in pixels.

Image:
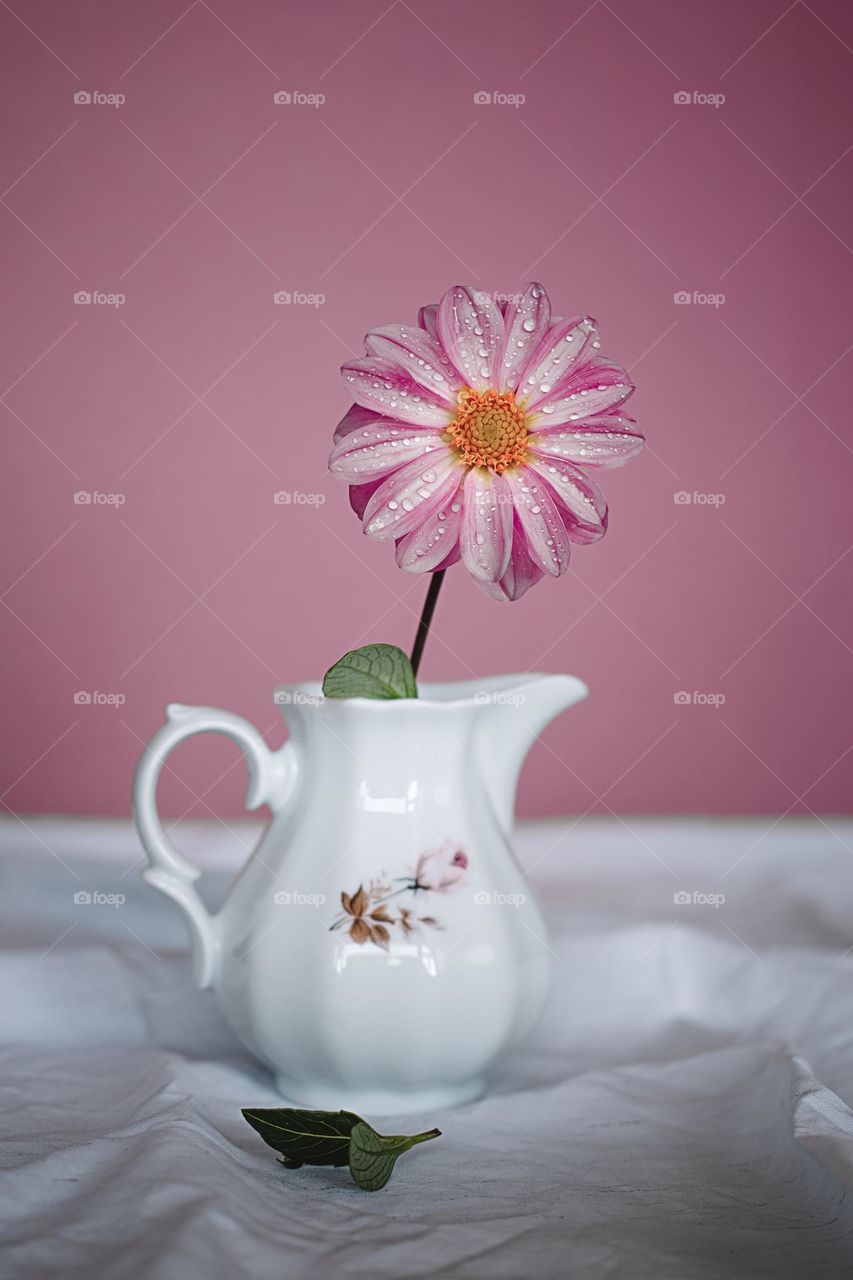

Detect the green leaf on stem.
[{"left": 322, "top": 643, "right": 418, "bottom": 700}]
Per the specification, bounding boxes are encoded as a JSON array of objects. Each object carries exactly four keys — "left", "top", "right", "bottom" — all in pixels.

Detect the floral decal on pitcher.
[{"left": 331, "top": 841, "right": 468, "bottom": 948}]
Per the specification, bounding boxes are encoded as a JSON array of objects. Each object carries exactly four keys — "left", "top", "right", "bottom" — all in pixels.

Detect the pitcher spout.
[{"left": 475, "top": 674, "right": 588, "bottom": 836}]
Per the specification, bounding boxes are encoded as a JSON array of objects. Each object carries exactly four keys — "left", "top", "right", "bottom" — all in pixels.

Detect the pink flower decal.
[
  {"left": 330, "top": 282, "right": 644, "bottom": 600},
  {"left": 414, "top": 842, "right": 469, "bottom": 892}
]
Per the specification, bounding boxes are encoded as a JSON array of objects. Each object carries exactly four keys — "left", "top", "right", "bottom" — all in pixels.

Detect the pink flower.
[
  {"left": 413, "top": 842, "right": 469, "bottom": 892},
  {"left": 329, "top": 282, "right": 643, "bottom": 600}
]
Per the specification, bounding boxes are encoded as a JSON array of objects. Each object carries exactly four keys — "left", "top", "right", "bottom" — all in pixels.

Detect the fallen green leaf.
[
  {"left": 322, "top": 643, "right": 417, "bottom": 700},
  {"left": 242, "top": 1107, "right": 441, "bottom": 1190},
  {"left": 348, "top": 1121, "right": 441, "bottom": 1192},
  {"left": 241, "top": 1108, "right": 362, "bottom": 1168}
]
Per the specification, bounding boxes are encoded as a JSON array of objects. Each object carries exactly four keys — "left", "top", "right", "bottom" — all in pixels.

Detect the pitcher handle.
[{"left": 132, "top": 703, "right": 295, "bottom": 989}]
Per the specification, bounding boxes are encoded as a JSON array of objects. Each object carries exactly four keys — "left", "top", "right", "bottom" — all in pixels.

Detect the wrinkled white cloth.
[{"left": 2, "top": 815, "right": 853, "bottom": 1279}]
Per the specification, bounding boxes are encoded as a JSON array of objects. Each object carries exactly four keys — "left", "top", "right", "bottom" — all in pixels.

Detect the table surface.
[{"left": 3, "top": 814, "right": 853, "bottom": 1279}]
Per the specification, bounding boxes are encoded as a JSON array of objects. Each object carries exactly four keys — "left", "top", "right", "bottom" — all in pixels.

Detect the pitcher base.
[{"left": 273, "top": 1073, "right": 484, "bottom": 1116}]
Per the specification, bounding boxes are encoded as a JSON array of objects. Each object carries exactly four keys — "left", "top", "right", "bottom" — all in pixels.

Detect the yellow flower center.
[{"left": 444, "top": 388, "right": 528, "bottom": 473}]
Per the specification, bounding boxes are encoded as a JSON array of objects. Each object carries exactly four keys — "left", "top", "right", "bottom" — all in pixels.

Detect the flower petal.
[
  {"left": 363, "top": 451, "right": 462, "bottom": 541},
  {"left": 330, "top": 424, "right": 449, "bottom": 483},
  {"left": 395, "top": 483, "right": 464, "bottom": 573},
  {"left": 460, "top": 468, "right": 513, "bottom": 582},
  {"left": 504, "top": 467, "right": 572, "bottom": 577},
  {"left": 526, "top": 455, "right": 608, "bottom": 544},
  {"left": 333, "top": 403, "right": 377, "bottom": 444},
  {"left": 519, "top": 315, "right": 599, "bottom": 410},
  {"left": 348, "top": 477, "right": 382, "bottom": 519},
  {"left": 436, "top": 285, "right": 505, "bottom": 390},
  {"left": 529, "top": 412, "right": 644, "bottom": 468},
  {"left": 341, "top": 358, "right": 453, "bottom": 427},
  {"left": 496, "top": 282, "right": 551, "bottom": 392},
  {"left": 364, "top": 324, "right": 461, "bottom": 403},
  {"left": 476, "top": 513, "right": 545, "bottom": 601},
  {"left": 532, "top": 359, "right": 634, "bottom": 424},
  {"left": 418, "top": 303, "right": 439, "bottom": 340}
]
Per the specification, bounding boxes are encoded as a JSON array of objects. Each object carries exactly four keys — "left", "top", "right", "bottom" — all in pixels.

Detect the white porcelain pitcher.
[{"left": 132, "top": 673, "right": 587, "bottom": 1114}]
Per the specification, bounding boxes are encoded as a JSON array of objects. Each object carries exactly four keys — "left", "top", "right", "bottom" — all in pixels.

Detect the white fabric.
[{"left": 2, "top": 815, "right": 853, "bottom": 1278}]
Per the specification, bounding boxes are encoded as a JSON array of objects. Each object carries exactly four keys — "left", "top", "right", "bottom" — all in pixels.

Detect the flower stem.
[{"left": 410, "top": 570, "right": 445, "bottom": 678}]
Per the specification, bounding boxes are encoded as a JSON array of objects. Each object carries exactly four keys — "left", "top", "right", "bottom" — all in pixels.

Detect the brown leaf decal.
[
  {"left": 370, "top": 905, "right": 394, "bottom": 924},
  {"left": 341, "top": 891, "right": 353, "bottom": 914},
  {"left": 369, "top": 923, "right": 391, "bottom": 949},
  {"left": 350, "top": 918, "right": 370, "bottom": 944},
  {"left": 350, "top": 885, "right": 369, "bottom": 917}
]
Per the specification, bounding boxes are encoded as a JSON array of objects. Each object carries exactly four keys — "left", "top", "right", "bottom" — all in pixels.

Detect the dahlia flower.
[{"left": 329, "top": 282, "right": 643, "bottom": 600}]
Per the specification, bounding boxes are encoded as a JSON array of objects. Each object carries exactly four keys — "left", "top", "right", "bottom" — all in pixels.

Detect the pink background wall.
[{"left": 2, "top": 0, "right": 852, "bottom": 818}]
